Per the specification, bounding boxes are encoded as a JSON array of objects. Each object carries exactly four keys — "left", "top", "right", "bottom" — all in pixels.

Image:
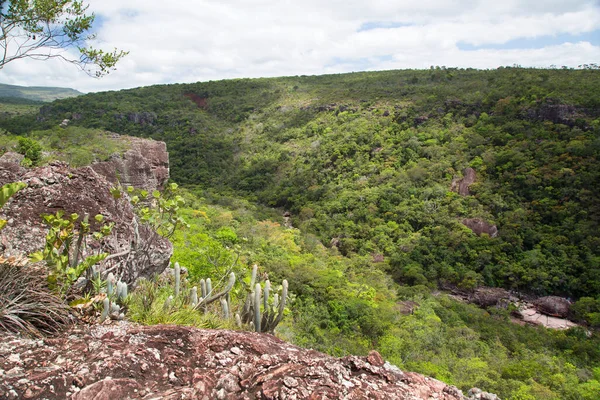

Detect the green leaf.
[
  {"left": 29, "top": 251, "right": 44, "bottom": 263},
  {"left": 0, "top": 182, "right": 27, "bottom": 208}
]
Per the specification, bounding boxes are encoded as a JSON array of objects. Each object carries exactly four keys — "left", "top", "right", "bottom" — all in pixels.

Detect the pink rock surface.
[{"left": 0, "top": 324, "right": 470, "bottom": 400}]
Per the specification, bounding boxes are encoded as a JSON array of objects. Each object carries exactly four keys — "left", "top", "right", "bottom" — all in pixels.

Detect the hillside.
[
  {"left": 1, "top": 68, "right": 600, "bottom": 399},
  {"left": 0, "top": 83, "right": 82, "bottom": 102},
  {"left": 4, "top": 67, "right": 599, "bottom": 299}
]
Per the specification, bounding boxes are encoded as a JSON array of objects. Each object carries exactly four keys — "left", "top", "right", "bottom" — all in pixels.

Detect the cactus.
[
  {"left": 116, "top": 281, "right": 128, "bottom": 301},
  {"left": 100, "top": 297, "right": 110, "bottom": 322},
  {"left": 190, "top": 286, "right": 198, "bottom": 307},
  {"left": 174, "top": 262, "right": 181, "bottom": 297},
  {"left": 250, "top": 264, "right": 257, "bottom": 289},
  {"left": 240, "top": 268, "right": 289, "bottom": 333},
  {"left": 254, "top": 283, "right": 262, "bottom": 333},
  {"left": 200, "top": 279, "right": 206, "bottom": 298},
  {"left": 106, "top": 272, "right": 115, "bottom": 297},
  {"left": 220, "top": 297, "right": 230, "bottom": 319},
  {"left": 206, "top": 278, "right": 212, "bottom": 297},
  {"left": 110, "top": 302, "right": 120, "bottom": 315},
  {"left": 263, "top": 280, "right": 271, "bottom": 310},
  {"left": 235, "top": 313, "right": 242, "bottom": 328},
  {"left": 121, "top": 281, "right": 128, "bottom": 299}
]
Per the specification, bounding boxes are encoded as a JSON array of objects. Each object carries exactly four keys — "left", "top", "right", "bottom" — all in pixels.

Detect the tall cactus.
[
  {"left": 106, "top": 272, "right": 115, "bottom": 297},
  {"left": 190, "top": 286, "right": 198, "bottom": 307},
  {"left": 206, "top": 278, "right": 212, "bottom": 297},
  {"left": 174, "top": 262, "right": 181, "bottom": 297},
  {"left": 254, "top": 283, "right": 262, "bottom": 332},
  {"left": 220, "top": 297, "right": 230, "bottom": 319},
  {"left": 200, "top": 279, "right": 207, "bottom": 298}
]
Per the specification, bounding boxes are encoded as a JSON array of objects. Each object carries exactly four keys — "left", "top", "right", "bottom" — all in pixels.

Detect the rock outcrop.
[
  {"left": 451, "top": 168, "right": 476, "bottom": 196},
  {"left": 0, "top": 324, "right": 477, "bottom": 400},
  {"left": 470, "top": 287, "right": 511, "bottom": 308},
  {"left": 514, "top": 306, "right": 578, "bottom": 330},
  {"left": 462, "top": 218, "right": 498, "bottom": 238},
  {"left": 525, "top": 100, "right": 581, "bottom": 127},
  {"left": 91, "top": 136, "right": 169, "bottom": 193},
  {"left": 0, "top": 160, "right": 172, "bottom": 284}
]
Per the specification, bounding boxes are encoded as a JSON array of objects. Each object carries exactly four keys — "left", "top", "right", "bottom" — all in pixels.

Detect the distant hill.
[{"left": 0, "top": 83, "right": 82, "bottom": 102}]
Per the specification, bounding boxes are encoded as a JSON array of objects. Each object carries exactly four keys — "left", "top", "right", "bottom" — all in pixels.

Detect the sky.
[{"left": 1, "top": 0, "right": 599, "bottom": 93}]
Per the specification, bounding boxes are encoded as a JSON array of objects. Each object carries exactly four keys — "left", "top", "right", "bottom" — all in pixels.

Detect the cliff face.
[
  {"left": 0, "top": 155, "right": 172, "bottom": 283},
  {"left": 0, "top": 324, "right": 476, "bottom": 400},
  {"left": 91, "top": 135, "right": 169, "bottom": 193}
]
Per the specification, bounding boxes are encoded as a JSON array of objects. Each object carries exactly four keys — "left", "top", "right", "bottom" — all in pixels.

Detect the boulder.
[
  {"left": 462, "top": 218, "right": 498, "bottom": 238},
  {"left": 0, "top": 161, "right": 172, "bottom": 284},
  {"left": 0, "top": 324, "right": 480, "bottom": 400},
  {"left": 471, "top": 287, "right": 511, "bottom": 308},
  {"left": 91, "top": 136, "right": 169, "bottom": 192},
  {"left": 534, "top": 296, "right": 571, "bottom": 318}
]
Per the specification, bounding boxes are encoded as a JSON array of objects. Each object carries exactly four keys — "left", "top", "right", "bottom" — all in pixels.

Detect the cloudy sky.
[{"left": 1, "top": 0, "right": 599, "bottom": 93}]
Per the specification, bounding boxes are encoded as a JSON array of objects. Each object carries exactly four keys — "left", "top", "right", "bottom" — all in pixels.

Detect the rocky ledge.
[
  {"left": 0, "top": 160, "right": 172, "bottom": 284},
  {"left": 0, "top": 324, "right": 490, "bottom": 400}
]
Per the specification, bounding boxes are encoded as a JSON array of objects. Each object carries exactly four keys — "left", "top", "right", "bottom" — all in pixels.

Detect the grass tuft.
[{"left": 0, "top": 262, "right": 71, "bottom": 336}]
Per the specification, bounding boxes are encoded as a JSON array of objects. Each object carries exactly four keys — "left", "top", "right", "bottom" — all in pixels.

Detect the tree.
[{"left": 0, "top": 0, "right": 127, "bottom": 76}]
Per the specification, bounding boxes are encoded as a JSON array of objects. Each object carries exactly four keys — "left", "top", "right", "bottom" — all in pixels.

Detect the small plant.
[
  {"left": 29, "top": 211, "right": 113, "bottom": 296},
  {"left": 127, "top": 183, "right": 188, "bottom": 239},
  {"left": 0, "top": 262, "right": 71, "bottom": 336}
]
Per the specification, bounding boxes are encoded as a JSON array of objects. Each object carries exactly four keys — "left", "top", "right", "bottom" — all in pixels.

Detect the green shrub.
[{"left": 16, "top": 136, "right": 41, "bottom": 165}]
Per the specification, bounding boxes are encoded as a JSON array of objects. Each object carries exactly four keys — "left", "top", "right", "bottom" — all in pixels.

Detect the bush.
[
  {"left": 0, "top": 262, "right": 71, "bottom": 336},
  {"left": 16, "top": 136, "right": 41, "bottom": 165}
]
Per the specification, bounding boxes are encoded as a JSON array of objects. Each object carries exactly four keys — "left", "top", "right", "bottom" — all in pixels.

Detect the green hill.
[
  {"left": 6, "top": 67, "right": 599, "bottom": 299},
  {"left": 0, "top": 83, "right": 82, "bottom": 102},
  {"left": 2, "top": 67, "right": 600, "bottom": 399}
]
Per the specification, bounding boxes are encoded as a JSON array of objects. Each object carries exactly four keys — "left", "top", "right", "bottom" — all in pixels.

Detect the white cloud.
[{"left": 0, "top": 0, "right": 599, "bottom": 92}]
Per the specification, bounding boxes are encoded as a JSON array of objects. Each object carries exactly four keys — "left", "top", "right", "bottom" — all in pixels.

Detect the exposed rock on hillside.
[
  {"left": 526, "top": 100, "right": 581, "bottom": 126},
  {"left": 470, "top": 287, "right": 511, "bottom": 308},
  {"left": 534, "top": 296, "right": 572, "bottom": 318},
  {"left": 462, "top": 218, "right": 498, "bottom": 238},
  {"left": 0, "top": 160, "right": 172, "bottom": 283},
  {"left": 0, "top": 324, "right": 479, "bottom": 400},
  {"left": 451, "top": 168, "right": 476, "bottom": 196},
  {"left": 91, "top": 136, "right": 169, "bottom": 192}
]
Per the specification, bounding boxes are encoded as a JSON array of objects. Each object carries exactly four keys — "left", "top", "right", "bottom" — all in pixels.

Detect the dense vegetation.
[
  {"left": 4, "top": 68, "right": 599, "bottom": 298},
  {"left": 169, "top": 188, "right": 600, "bottom": 400},
  {"left": 1, "top": 67, "right": 600, "bottom": 399}
]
